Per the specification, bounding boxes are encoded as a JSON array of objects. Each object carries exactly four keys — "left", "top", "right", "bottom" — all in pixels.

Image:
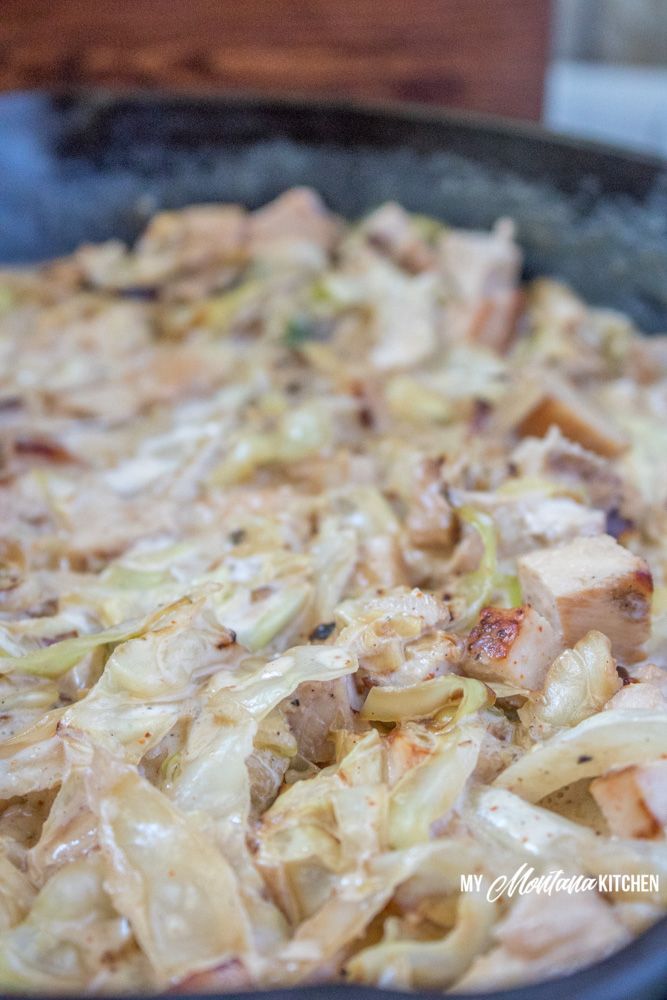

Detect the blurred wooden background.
[{"left": 0, "top": 0, "right": 551, "bottom": 119}]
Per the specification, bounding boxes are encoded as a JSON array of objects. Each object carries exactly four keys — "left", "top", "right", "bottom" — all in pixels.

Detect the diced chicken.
[
  {"left": 459, "top": 491, "right": 605, "bottom": 557},
  {"left": 367, "top": 263, "right": 438, "bottom": 370},
  {"left": 606, "top": 681, "right": 667, "bottom": 711},
  {"left": 458, "top": 890, "right": 629, "bottom": 991},
  {"left": 360, "top": 202, "right": 435, "bottom": 273},
  {"left": 406, "top": 458, "right": 458, "bottom": 551},
  {"left": 439, "top": 220, "right": 521, "bottom": 303},
  {"left": 283, "top": 678, "right": 355, "bottom": 764},
  {"left": 514, "top": 376, "right": 628, "bottom": 458},
  {"left": 438, "top": 219, "right": 523, "bottom": 352},
  {"left": 136, "top": 204, "right": 247, "bottom": 272},
  {"left": 337, "top": 588, "right": 460, "bottom": 687},
  {"left": 495, "top": 890, "right": 629, "bottom": 965},
  {"left": 511, "top": 426, "right": 628, "bottom": 512},
  {"left": 591, "top": 761, "right": 667, "bottom": 838},
  {"left": 77, "top": 206, "right": 248, "bottom": 294},
  {"left": 517, "top": 534, "right": 653, "bottom": 663},
  {"left": 248, "top": 188, "right": 340, "bottom": 267},
  {"left": 442, "top": 289, "right": 523, "bottom": 353},
  {"left": 627, "top": 333, "right": 667, "bottom": 384},
  {"left": 524, "top": 280, "right": 637, "bottom": 380},
  {"left": 465, "top": 605, "right": 562, "bottom": 690},
  {"left": 514, "top": 497, "right": 605, "bottom": 549}
]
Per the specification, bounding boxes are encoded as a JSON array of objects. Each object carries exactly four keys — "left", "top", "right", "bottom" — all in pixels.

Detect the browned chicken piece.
[
  {"left": 406, "top": 458, "right": 459, "bottom": 551},
  {"left": 514, "top": 376, "right": 628, "bottom": 458},
  {"left": 136, "top": 204, "right": 247, "bottom": 274},
  {"left": 439, "top": 220, "right": 521, "bottom": 302},
  {"left": 510, "top": 427, "right": 629, "bottom": 513},
  {"left": 529, "top": 278, "right": 587, "bottom": 334},
  {"left": 75, "top": 205, "right": 248, "bottom": 294},
  {"left": 517, "top": 534, "right": 653, "bottom": 663},
  {"left": 591, "top": 761, "right": 667, "bottom": 838},
  {"left": 465, "top": 604, "right": 562, "bottom": 690},
  {"left": 438, "top": 219, "right": 523, "bottom": 351},
  {"left": 443, "top": 286, "right": 525, "bottom": 354},
  {"left": 525, "top": 280, "right": 639, "bottom": 380},
  {"left": 606, "top": 665, "right": 667, "bottom": 710},
  {"left": 360, "top": 202, "right": 435, "bottom": 273},
  {"left": 458, "top": 491, "right": 605, "bottom": 557},
  {"left": 283, "top": 678, "right": 355, "bottom": 764},
  {"left": 627, "top": 333, "right": 667, "bottom": 384},
  {"left": 247, "top": 187, "right": 341, "bottom": 264}
]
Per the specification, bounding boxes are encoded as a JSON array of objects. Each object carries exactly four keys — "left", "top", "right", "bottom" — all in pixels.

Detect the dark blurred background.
[{"left": 1, "top": 1, "right": 666, "bottom": 154}]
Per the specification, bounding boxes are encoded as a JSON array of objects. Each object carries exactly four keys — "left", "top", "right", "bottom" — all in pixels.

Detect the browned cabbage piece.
[{"left": 518, "top": 534, "right": 653, "bottom": 663}]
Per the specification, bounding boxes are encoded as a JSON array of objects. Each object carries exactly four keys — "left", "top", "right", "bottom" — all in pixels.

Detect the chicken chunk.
[
  {"left": 248, "top": 188, "right": 340, "bottom": 267},
  {"left": 439, "top": 220, "right": 521, "bottom": 303},
  {"left": 459, "top": 491, "right": 605, "bottom": 557},
  {"left": 517, "top": 534, "right": 652, "bottom": 663},
  {"left": 465, "top": 605, "right": 561, "bottom": 690},
  {"left": 283, "top": 679, "right": 355, "bottom": 765},
  {"left": 337, "top": 588, "right": 460, "bottom": 687},
  {"left": 501, "top": 497, "right": 605, "bottom": 555},
  {"left": 514, "top": 376, "right": 628, "bottom": 458},
  {"left": 360, "top": 202, "right": 435, "bottom": 273},
  {"left": 406, "top": 458, "right": 458, "bottom": 551},
  {"left": 136, "top": 204, "right": 247, "bottom": 273},
  {"left": 606, "top": 681, "right": 667, "bottom": 711},
  {"left": 368, "top": 263, "right": 438, "bottom": 370},
  {"left": 511, "top": 426, "right": 628, "bottom": 512},
  {"left": 457, "top": 890, "right": 629, "bottom": 991},
  {"left": 438, "top": 219, "right": 523, "bottom": 352},
  {"left": 76, "top": 205, "right": 248, "bottom": 296},
  {"left": 591, "top": 761, "right": 667, "bottom": 839}
]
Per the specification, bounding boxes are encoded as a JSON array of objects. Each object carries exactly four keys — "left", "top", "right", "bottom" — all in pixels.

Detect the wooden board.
[{"left": 0, "top": 0, "right": 551, "bottom": 119}]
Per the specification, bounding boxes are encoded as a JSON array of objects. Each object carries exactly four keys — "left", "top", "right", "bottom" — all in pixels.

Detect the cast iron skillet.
[
  {"left": 1, "top": 90, "right": 666, "bottom": 329},
  {"left": 0, "top": 90, "right": 666, "bottom": 1000}
]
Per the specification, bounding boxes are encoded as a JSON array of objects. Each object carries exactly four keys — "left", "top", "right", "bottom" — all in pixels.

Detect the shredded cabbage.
[
  {"left": 450, "top": 506, "right": 521, "bottom": 631},
  {"left": 518, "top": 631, "right": 621, "bottom": 738},
  {"left": 0, "top": 192, "right": 665, "bottom": 994},
  {"left": 496, "top": 710, "right": 667, "bottom": 801},
  {"left": 360, "top": 675, "right": 492, "bottom": 723}
]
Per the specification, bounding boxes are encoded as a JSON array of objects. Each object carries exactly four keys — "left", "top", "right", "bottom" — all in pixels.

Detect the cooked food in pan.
[{"left": 0, "top": 189, "right": 665, "bottom": 993}]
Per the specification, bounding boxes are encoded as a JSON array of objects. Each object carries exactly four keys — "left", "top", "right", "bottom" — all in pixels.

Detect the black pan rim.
[{"left": 15, "top": 83, "right": 665, "bottom": 171}]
